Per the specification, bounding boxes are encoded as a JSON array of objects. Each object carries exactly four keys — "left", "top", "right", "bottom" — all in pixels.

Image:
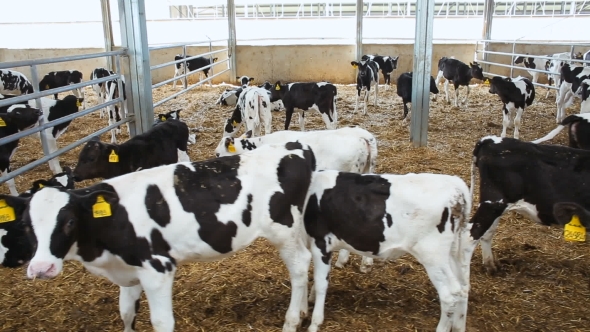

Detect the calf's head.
[
  {"left": 351, "top": 61, "right": 373, "bottom": 79},
  {"left": 214, "top": 130, "right": 253, "bottom": 157},
  {"left": 469, "top": 62, "right": 484, "bottom": 81},
  {"left": 237, "top": 76, "right": 254, "bottom": 88},
  {"left": 0, "top": 195, "right": 34, "bottom": 268},
  {"left": 553, "top": 202, "right": 590, "bottom": 229},
  {"left": 429, "top": 76, "right": 439, "bottom": 94},
  {"left": 16, "top": 187, "right": 119, "bottom": 279},
  {"left": 488, "top": 76, "right": 510, "bottom": 95},
  {"left": 73, "top": 137, "right": 118, "bottom": 181},
  {"left": 1, "top": 106, "right": 42, "bottom": 131}
]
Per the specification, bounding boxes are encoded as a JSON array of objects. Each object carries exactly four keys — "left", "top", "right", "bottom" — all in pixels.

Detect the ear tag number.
[
  {"left": 564, "top": 215, "right": 586, "bottom": 242},
  {"left": 0, "top": 199, "right": 16, "bottom": 223},
  {"left": 109, "top": 150, "right": 119, "bottom": 163},
  {"left": 92, "top": 195, "right": 112, "bottom": 218}
]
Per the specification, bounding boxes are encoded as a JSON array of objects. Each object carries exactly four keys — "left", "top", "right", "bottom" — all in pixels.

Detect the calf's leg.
[
  {"left": 308, "top": 243, "right": 332, "bottom": 332},
  {"left": 140, "top": 267, "right": 176, "bottom": 332},
  {"left": 354, "top": 88, "right": 360, "bottom": 113},
  {"left": 501, "top": 105, "right": 510, "bottom": 138},
  {"left": 514, "top": 107, "right": 524, "bottom": 139},
  {"left": 470, "top": 200, "right": 507, "bottom": 274},
  {"left": 119, "top": 284, "right": 143, "bottom": 332}
]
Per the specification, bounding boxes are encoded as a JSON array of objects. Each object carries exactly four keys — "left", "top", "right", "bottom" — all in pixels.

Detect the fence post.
[
  {"left": 355, "top": 0, "right": 363, "bottom": 61},
  {"left": 117, "top": 0, "right": 154, "bottom": 133},
  {"left": 410, "top": 0, "right": 435, "bottom": 147},
  {"left": 29, "top": 64, "right": 52, "bottom": 161},
  {"left": 100, "top": 0, "right": 116, "bottom": 71},
  {"left": 481, "top": 0, "right": 494, "bottom": 73},
  {"left": 227, "top": 0, "right": 237, "bottom": 80}
]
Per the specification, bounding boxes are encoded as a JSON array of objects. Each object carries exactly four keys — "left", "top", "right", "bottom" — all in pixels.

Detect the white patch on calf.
[
  {"left": 0, "top": 229, "right": 8, "bottom": 265},
  {"left": 507, "top": 199, "right": 542, "bottom": 224}
]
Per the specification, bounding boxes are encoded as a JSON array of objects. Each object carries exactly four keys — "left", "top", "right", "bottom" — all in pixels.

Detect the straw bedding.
[{"left": 0, "top": 80, "right": 588, "bottom": 332}]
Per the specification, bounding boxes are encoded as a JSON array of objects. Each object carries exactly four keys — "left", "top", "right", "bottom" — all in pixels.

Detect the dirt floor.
[{"left": 1, "top": 79, "right": 589, "bottom": 332}]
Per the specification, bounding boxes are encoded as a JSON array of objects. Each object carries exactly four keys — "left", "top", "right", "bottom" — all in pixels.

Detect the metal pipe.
[
  {"left": 0, "top": 50, "right": 125, "bottom": 70},
  {"left": 149, "top": 48, "right": 229, "bottom": 71},
  {"left": 208, "top": 36, "right": 214, "bottom": 77},
  {"left": 153, "top": 68, "right": 231, "bottom": 108},
  {"left": 100, "top": 0, "right": 115, "bottom": 71},
  {"left": 482, "top": 70, "right": 559, "bottom": 90},
  {"left": 0, "top": 74, "right": 121, "bottom": 109},
  {"left": 479, "top": 39, "right": 590, "bottom": 47},
  {"left": 148, "top": 39, "right": 228, "bottom": 51},
  {"left": 0, "top": 117, "right": 131, "bottom": 184},
  {"left": 182, "top": 45, "right": 188, "bottom": 90},
  {"left": 481, "top": 0, "right": 494, "bottom": 72},
  {"left": 476, "top": 49, "right": 590, "bottom": 64},
  {"left": 0, "top": 97, "right": 123, "bottom": 146},
  {"left": 510, "top": 42, "right": 516, "bottom": 77},
  {"left": 355, "top": 0, "right": 363, "bottom": 60},
  {"left": 151, "top": 59, "right": 229, "bottom": 89},
  {"left": 228, "top": 0, "right": 237, "bottom": 79},
  {"left": 28, "top": 64, "right": 52, "bottom": 160},
  {"left": 476, "top": 59, "right": 558, "bottom": 76}
]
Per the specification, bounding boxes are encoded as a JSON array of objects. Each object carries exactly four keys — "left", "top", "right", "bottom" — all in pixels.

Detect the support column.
[
  {"left": 410, "top": 0, "right": 435, "bottom": 147},
  {"left": 481, "top": 0, "right": 494, "bottom": 72},
  {"left": 100, "top": 0, "right": 115, "bottom": 71},
  {"left": 355, "top": 0, "right": 363, "bottom": 60},
  {"left": 228, "top": 0, "right": 237, "bottom": 79},
  {"left": 118, "top": 0, "right": 154, "bottom": 134}
]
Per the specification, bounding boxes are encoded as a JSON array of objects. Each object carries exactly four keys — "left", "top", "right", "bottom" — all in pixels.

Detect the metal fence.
[
  {"left": 0, "top": 50, "right": 132, "bottom": 185},
  {"left": 149, "top": 38, "right": 231, "bottom": 109},
  {"left": 475, "top": 39, "right": 590, "bottom": 91}
]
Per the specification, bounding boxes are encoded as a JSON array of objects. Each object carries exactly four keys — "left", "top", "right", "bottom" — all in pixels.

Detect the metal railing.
[
  {"left": 0, "top": 50, "right": 133, "bottom": 186},
  {"left": 149, "top": 37, "right": 232, "bottom": 108},
  {"left": 475, "top": 39, "right": 590, "bottom": 91}
]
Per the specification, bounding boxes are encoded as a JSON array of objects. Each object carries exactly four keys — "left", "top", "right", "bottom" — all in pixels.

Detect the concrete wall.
[{"left": 0, "top": 42, "right": 578, "bottom": 87}]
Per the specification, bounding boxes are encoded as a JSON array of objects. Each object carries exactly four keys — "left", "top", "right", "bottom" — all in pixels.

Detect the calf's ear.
[
  {"left": 0, "top": 195, "right": 29, "bottom": 222},
  {"left": 553, "top": 202, "right": 590, "bottom": 227},
  {"left": 351, "top": 61, "right": 359, "bottom": 68},
  {"left": 249, "top": 77, "right": 255, "bottom": 82},
  {"left": 72, "top": 190, "right": 120, "bottom": 217}
]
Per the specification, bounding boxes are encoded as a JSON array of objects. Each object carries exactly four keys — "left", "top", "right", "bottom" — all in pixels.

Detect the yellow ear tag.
[
  {"left": 38, "top": 183, "right": 44, "bottom": 188},
  {"left": 275, "top": 85, "right": 280, "bottom": 91},
  {"left": 76, "top": 100, "right": 82, "bottom": 107},
  {"left": 109, "top": 150, "right": 119, "bottom": 163},
  {"left": 160, "top": 115, "right": 166, "bottom": 121},
  {"left": 228, "top": 143, "right": 236, "bottom": 153},
  {"left": 92, "top": 195, "right": 112, "bottom": 218},
  {"left": 45, "top": 84, "right": 50, "bottom": 89},
  {"left": 232, "top": 120, "right": 238, "bottom": 127},
  {"left": 564, "top": 215, "right": 586, "bottom": 242},
  {"left": 0, "top": 199, "right": 16, "bottom": 223},
  {"left": 352, "top": 64, "right": 358, "bottom": 68},
  {"left": 0, "top": 118, "right": 6, "bottom": 127}
]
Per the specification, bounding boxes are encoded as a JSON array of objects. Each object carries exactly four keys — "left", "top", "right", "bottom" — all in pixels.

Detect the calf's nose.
[
  {"left": 215, "top": 153, "right": 220, "bottom": 158},
  {"left": 27, "top": 262, "right": 57, "bottom": 279}
]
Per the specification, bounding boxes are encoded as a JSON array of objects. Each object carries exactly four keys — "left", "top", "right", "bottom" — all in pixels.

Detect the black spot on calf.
[
  {"left": 242, "top": 194, "right": 253, "bottom": 227},
  {"left": 437, "top": 207, "right": 449, "bottom": 233},
  {"left": 145, "top": 185, "right": 171, "bottom": 227}
]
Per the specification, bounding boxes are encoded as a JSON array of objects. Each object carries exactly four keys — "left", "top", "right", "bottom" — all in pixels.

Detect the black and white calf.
[
  {"left": 90, "top": 68, "right": 115, "bottom": 118},
  {"left": 172, "top": 55, "right": 218, "bottom": 89},
  {"left": 72, "top": 119, "right": 191, "bottom": 181},
  {"left": 469, "top": 136, "right": 590, "bottom": 274},
  {"left": 104, "top": 78, "right": 129, "bottom": 144},
  {"left": 12, "top": 142, "right": 316, "bottom": 332},
  {"left": 545, "top": 52, "right": 572, "bottom": 99},
  {"left": 215, "top": 126, "right": 379, "bottom": 273},
  {"left": 396, "top": 72, "right": 439, "bottom": 120},
  {"left": 513, "top": 54, "right": 548, "bottom": 84},
  {"left": 304, "top": 170, "right": 474, "bottom": 332},
  {"left": 0, "top": 103, "right": 43, "bottom": 195},
  {"left": 555, "top": 64, "right": 590, "bottom": 122},
  {"left": 435, "top": 57, "right": 484, "bottom": 107},
  {"left": 488, "top": 76, "right": 535, "bottom": 139},
  {"left": 532, "top": 113, "right": 590, "bottom": 149},
  {"left": 237, "top": 75, "right": 254, "bottom": 88},
  {"left": 0, "top": 70, "right": 34, "bottom": 95},
  {"left": 264, "top": 81, "right": 338, "bottom": 131},
  {"left": 39, "top": 70, "right": 86, "bottom": 108},
  {"left": 351, "top": 59, "right": 379, "bottom": 114},
  {"left": 222, "top": 86, "right": 273, "bottom": 138},
  {"left": 362, "top": 54, "right": 399, "bottom": 88},
  {"left": 0, "top": 94, "right": 82, "bottom": 175},
  {"left": 153, "top": 109, "right": 197, "bottom": 145},
  {"left": 0, "top": 168, "right": 75, "bottom": 268}
]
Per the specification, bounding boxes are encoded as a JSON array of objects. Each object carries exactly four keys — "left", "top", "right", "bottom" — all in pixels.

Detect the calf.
[
  {"left": 545, "top": 52, "right": 572, "bottom": 99},
  {"left": 435, "top": 57, "right": 484, "bottom": 107},
  {"left": 304, "top": 170, "right": 474, "bottom": 332},
  {"left": 237, "top": 75, "right": 254, "bottom": 88},
  {"left": 39, "top": 70, "right": 86, "bottom": 108},
  {"left": 469, "top": 136, "right": 590, "bottom": 274},
  {"left": 72, "top": 119, "right": 190, "bottom": 181},
  {"left": 217, "top": 83, "right": 283, "bottom": 112},
  {"left": 172, "top": 55, "right": 218, "bottom": 88},
  {"left": 222, "top": 87, "right": 273, "bottom": 138},
  {"left": 362, "top": 54, "right": 399, "bottom": 88},
  {"left": 351, "top": 59, "right": 379, "bottom": 114},
  {"left": 215, "top": 126, "right": 378, "bottom": 273},
  {"left": 488, "top": 76, "right": 535, "bottom": 139},
  {"left": 396, "top": 72, "right": 439, "bottom": 119},
  {"left": 0, "top": 105, "right": 43, "bottom": 196},
  {"left": 532, "top": 113, "right": 590, "bottom": 149},
  {"left": 104, "top": 78, "right": 129, "bottom": 144},
  {"left": 555, "top": 64, "right": 590, "bottom": 122},
  {"left": 265, "top": 81, "right": 338, "bottom": 131},
  {"left": 513, "top": 54, "right": 548, "bottom": 84},
  {"left": 0, "top": 70, "right": 34, "bottom": 95},
  {"left": 89, "top": 67, "right": 115, "bottom": 118},
  {"left": 11, "top": 142, "right": 316, "bottom": 332}
]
